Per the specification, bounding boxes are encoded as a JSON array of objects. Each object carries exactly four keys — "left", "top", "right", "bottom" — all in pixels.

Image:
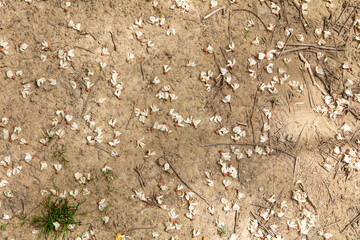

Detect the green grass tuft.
[
  {"left": 218, "top": 227, "right": 227, "bottom": 237},
  {"left": 32, "top": 196, "right": 86, "bottom": 240}
]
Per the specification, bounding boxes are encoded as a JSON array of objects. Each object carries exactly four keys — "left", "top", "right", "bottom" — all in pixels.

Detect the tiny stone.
[{"left": 157, "top": 158, "right": 165, "bottom": 166}]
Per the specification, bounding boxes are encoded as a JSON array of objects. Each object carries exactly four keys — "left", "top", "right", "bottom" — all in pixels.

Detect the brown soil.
[{"left": 0, "top": 0, "right": 360, "bottom": 239}]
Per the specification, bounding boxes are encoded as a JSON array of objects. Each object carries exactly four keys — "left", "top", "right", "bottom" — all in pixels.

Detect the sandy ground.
[{"left": 1, "top": 0, "right": 360, "bottom": 239}]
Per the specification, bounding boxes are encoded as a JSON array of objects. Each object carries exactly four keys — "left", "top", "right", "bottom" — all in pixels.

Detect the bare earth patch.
[{"left": 0, "top": 0, "right": 360, "bottom": 239}]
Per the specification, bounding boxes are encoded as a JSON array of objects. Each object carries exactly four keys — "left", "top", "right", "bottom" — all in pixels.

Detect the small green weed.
[
  {"left": 16, "top": 213, "right": 28, "bottom": 227},
  {"left": 103, "top": 168, "right": 116, "bottom": 192},
  {"left": 244, "top": 29, "right": 250, "bottom": 38},
  {"left": 32, "top": 196, "right": 86, "bottom": 240},
  {"left": 49, "top": 144, "right": 69, "bottom": 168},
  {"left": 102, "top": 168, "right": 116, "bottom": 183},
  {"left": 218, "top": 227, "right": 227, "bottom": 237},
  {"left": 0, "top": 224, "right": 6, "bottom": 231}
]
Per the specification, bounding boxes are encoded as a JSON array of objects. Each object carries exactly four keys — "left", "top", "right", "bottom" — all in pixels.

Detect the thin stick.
[
  {"left": 81, "top": 91, "right": 92, "bottom": 116},
  {"left": 29, "top": 173, "right": 41, "bottom": 183},
  {"left": 167, "top": 160, "right": 210, "bottom": 205},
  {"left": 140, "top": 62, "right": 145, "bottom": 81},
  {"left": 219, "top": 47, "right": 242, "bottom": 82},
  {"left": 74, "top": 46, "right": 94, "bottom": 54},
  {"left": 298, "top": 183, "right": 318, "bottom": 211},
  {"left": 323, "top": 180, "right": 334, "bottom": 203},
  {"left": 293, "top": 157, "right": 298, "bottom": 184},
  {"left": 278, "top": 33, "right": 292, "bottom": 57},
  {"left": 277, "top": 46, "right": 343, "bottom": 56},
  {"left": 348, "top": 108, "right": 360, "bottom": 120},
  {"left": 298, "top": 53, "right": 328, "bottom": 96},
  {"left": 292, "top": 0, "right": 310, "bottom": 31},
  {"left": 237, "top": 159, "right": 241, "bottom": 184},
  {"left": 126, "top": 101, "right": 136, "bottom": 129},
  {"left": 203, "top": 142, "right": 297, "bottom": 159},
  {"left": 287, "top": 43, "right": 345, "bottom": 51},
  {"left": 23, "top": 161, "right": 41, "bottom": 172},
  {"left": 269, "top": 22, "right": 278, "bottom": 47},
  {"left": 233, "top": 210, "right": 239, "bottom": 233},
  {"left": 90, "top": 223, "right": 98, "bottom": 240},
  {"left": 134, "top": 166, "right": 146, "bottom": 187},
  {"left": 305, "top": 81, "right": 314, "bottom": 108},
  {"left": 286, "top": 92, "right": 292, "bottom": 112},
  {"left": 81, "top": 31, "right": 97, "bottom": 41},
  {"left": 81, "top": 76, "right": 101, "bottom": 116},
  {"left": 250, "top": 211, "right": 275, "bottom": 236},
  {"left": 109, "top": 31, "right": 118, "bottom": 51},
  {"left": 320, "top": 150, "right": 341, "bottom": 162},
  {"left": 203, "top": 6, "right": 226, "bottom": 20},
  {"left": 294, "top": 122, "right": 307, "bottom": 149},
  {"left": 319, "top": 219, "right": 342, "bottom": 230},
  {"left": 334, "top": 2, "right": 348, "bottom": 25},
  {"left": 250, "top": 90, "right": 258, "bottom": 144},
  {"left": 302, "top": 71, "right": 314, "bottom": 108},
  {"left": 339, "top": 2, "right": 360, "bottom": 34},
  {"left": 232, "top": 9, "right": 268, "bottom": 30},
  {"left": 341, "top": 213, "right": 360, "bottom": 233},
  {"left": 127, "top": 226, "right": 156, "bottom": 232},
  {"left": 251, "top": 203, "right": 269, "bottom": 209},
  {"left": 228, "top": 11, "right": 232, "bottom": 43}
]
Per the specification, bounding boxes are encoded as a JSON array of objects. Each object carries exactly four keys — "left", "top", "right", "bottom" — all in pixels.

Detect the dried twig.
[
  {"left": 298, "top": 53, "right": 328, "bottom": 96},
  {"left": 278, "top": 33, "right": 292, "bottom": 57},
  {"left": 250, "top": 90, "right": 258, "bottom": 144},
  {"left": 288, "top": 43, "right": 345, "bottom": 51},
  {"left": 74, "top": 46, "right": 94, "bottom": 54},
  {"left": 134, "top": 165, "right": 146, "bottom": 187},
  {"left": 203, "top": 142, "right": 297, "bottom": 159},
  {"left": 81, "top": 31, "right": 97, "bottom": 41},
  {"left": 140, "top": 61, "right": 146, "bottom": 81},
  {"left": 348, "top": 108, "right": 360, "bottom": 120},
  {"left": 341, "top": 213, "right": 360, "bottom": 233},
  {"left": 233, "top": 210, "right": 239, "bottom": 233},
  {"left": 166, "top": 160, "right": 210, "bottom": 205},
  {"left": 320, "top": 150, "right": 341, "bottom": 162},
  {"left": 127, "top": 226, "right": 156, "bottom": 232},
  {"left": 29, "top": 173, "right": 41, "bottom": 183},
  {"left": 23, "top": 161, "right": 41, "bottom": 172},
  {"left": 219, "top": 47, "right": 242, "bottom": 82},
  {"left": 228, "top": 11, "right": 232, "bottom": 43},
  {"left": 203, "top": 6, "right": 226, "bottom": 20},
  {"left": 250, "top": 211, "right": 275, "bottom": 236},
  {"left": 232, "top": 9, "right": 268, "bottom": 30},
  {"left": 294, "top": 122, "right": 307, "bottom": 149},
  {"left": 322, "top": 180, "right": 334, "bottom": 203},
  {"left": 204, "top": 142, "right": 300, "bottom": 184},
  {"left": 334, "top": 2, "right": 348, "bottom": 26},
  {"left": 109, "top": 31, "right": 118, "bottom": 51},
  {"left": 81, "top": 76, "right": 101, "bottom": 116},
  {"left": 293, "top": 157, "right": 298, "bottom": 184},
  {"left": 298, "top": 183, "right": 318, "bottom": 211},
  {"left": 89, "top": 223, "right": 98, "bottom": 240},
  {"left": 339, "top": 2, "right": 360, "bottom": 34},
  {"left": 292, "top": 0, "right": 310, "bottom": 32},
  {"left": 126, "top": 101, "right": 136, "bottom": 129},
  {"left": 237, "top": 159, "right": 241, "bottom": 184},
  {"left": 277, "top": 46, "right": 341, "bottom": 56}
]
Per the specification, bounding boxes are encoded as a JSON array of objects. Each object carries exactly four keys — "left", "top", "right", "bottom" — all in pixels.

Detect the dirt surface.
[{"left": 1, "top": 0, "right": 360, "bottom": 239}]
